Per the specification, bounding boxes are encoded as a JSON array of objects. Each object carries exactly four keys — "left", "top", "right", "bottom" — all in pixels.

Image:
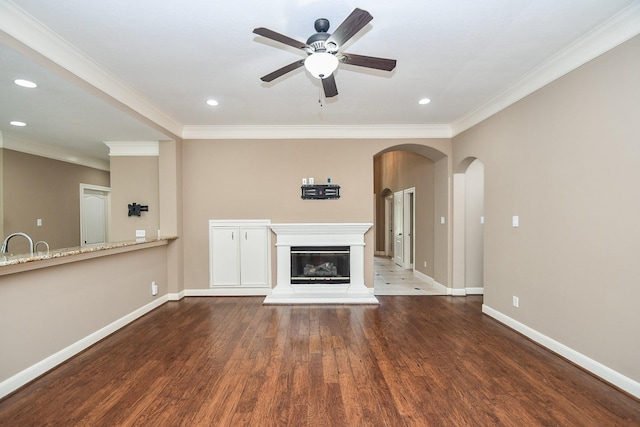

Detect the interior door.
[
  {"left": 403, "top": 189, "right": 415, "bottom": 269},
  {"left": 81, "top": 185, "right": 110, "bottom": 246},
  {"left": 385, "top": 196, "right": 393, "bottom": 257},
  {"left": 393, "top": 191, "right": 404, "bottom": 266}
]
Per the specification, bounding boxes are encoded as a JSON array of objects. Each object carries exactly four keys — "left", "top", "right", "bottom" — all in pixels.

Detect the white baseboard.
[
  {"left": 168, "top": 290, "right": 185, "bottom": 301},
  {"left": 413, "top": 270, "right": 483, "bottom": 296},
  {"left": 186, "top": 288, "right": 271, "bottom": 296},
  {"left": 482, "top": 304, "right": 640, "bottom": 399},
  {"left": 0, "top": 295, "right": 168, "bottom": 399}
]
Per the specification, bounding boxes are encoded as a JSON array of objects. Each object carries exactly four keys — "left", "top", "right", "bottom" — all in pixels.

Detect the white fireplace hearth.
[{"left": 263, "top": 223, "right": 379, "bottom": 304}]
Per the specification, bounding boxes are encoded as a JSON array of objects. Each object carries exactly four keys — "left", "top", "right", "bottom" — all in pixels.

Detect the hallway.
[{"left": 373, "top": 256, "right": 446, "bottom": 295}]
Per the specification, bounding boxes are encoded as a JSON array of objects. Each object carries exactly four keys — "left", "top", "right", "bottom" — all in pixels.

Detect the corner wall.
[{"left": 453, "top": 35, "right": 640, "bottom": 386}]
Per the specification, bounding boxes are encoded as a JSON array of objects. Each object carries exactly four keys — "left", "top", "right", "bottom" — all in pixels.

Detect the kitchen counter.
[{"left": 0, "top": 236, "right": 178, "bottom": 276}]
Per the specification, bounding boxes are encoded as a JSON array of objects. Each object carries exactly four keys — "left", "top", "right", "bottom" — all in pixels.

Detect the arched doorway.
[
  {"left": 453, "top": 157, "right": 485, "bottom": 295},
  {"left": 373, "top": 143, "right": 449, "bottom": 294}
]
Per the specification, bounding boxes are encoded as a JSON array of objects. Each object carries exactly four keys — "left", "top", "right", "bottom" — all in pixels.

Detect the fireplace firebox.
[{"left": 290, "top": 246, "right": 350, "bottom": 284}]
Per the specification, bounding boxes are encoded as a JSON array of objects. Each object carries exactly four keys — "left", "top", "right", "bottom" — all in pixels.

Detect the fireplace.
[
  {"left": 264, "top": 223, "right": 378, "bottom": 304},
  {"left": 291, "top": 246, "right": 350, "bottom": 284}
]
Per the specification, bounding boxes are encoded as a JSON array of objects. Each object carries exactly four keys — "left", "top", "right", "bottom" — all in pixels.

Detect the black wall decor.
[
  {"left": 301, "top": 184, "right": 340, "bottom": 200},
  {"left": 128, "top": 202, "right": 149, "bottom": 217}
]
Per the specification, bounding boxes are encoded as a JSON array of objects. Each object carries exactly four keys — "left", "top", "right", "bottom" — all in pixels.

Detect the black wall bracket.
[
  {"left": 128, "top": 202, "right": 149, "bottom": 217},
  {"left": 301, "top": 184, "right": 340, "bottom": 200}
]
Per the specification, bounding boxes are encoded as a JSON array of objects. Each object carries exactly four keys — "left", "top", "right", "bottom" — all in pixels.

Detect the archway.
[
  {"left": 453, "top": 157, "right": 485, "bottom": 295},
  {"left": 373, "top": 143, "right": 449, "bottom": 293}
]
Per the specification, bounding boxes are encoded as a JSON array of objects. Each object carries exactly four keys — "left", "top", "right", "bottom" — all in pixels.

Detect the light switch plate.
[
  {"left": 512, "top": 216, "right": 519, "bottom": 228},
  {"left": 136, "top": 229, "right": 146, "bottom": 238}
]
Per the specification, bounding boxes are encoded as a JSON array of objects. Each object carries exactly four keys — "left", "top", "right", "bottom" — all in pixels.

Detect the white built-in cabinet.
[{"left": 209, "top": 220, "right": 271, "bottom": 288}]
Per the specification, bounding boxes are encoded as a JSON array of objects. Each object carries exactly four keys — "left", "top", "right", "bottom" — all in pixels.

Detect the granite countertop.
[{"left": 0, "top": 236, "right": 178, "bottom": 267}]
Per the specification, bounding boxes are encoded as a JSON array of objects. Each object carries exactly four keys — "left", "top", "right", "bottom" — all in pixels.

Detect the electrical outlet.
[
  {"left": 151, "top": 281, "right": 158, "bottom": 296},
  {"left": 512, "top": 296, "right": 519, "bottom": 308},
  {"left": 423, "top": 261, "right": 427, "bottom": 268}
]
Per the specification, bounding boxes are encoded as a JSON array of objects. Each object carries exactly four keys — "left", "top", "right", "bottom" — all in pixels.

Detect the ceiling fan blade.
[
  {"left": 322, "top": 74, "right": 338, "bottom": 98},
  {"left": 260, "top": 60, "right": 305, "bottom": 82},
  {"left": 253, "top": 27, "right": 309, "bottom": 50},
  {"left": 326, "top": 8, "right": 373, "bottom": 47},
  {"left": 340, "top": 52, "right": 397, "bottom": 71}
]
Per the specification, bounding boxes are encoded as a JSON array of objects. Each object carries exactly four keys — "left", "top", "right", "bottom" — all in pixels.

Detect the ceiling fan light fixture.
[{"left": 304, "top": 52, "right": 339, "bottom": 79}]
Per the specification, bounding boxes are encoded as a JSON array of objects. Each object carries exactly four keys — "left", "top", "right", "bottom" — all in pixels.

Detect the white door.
[
  {"left": 385, "top": 196, "right": 393, "bottom": 257},
  {"left": 210, "top": 227, "right": 241, "bottom": 286},
  {"left": 80, "top": 185, "right": 110, "bottom": 246},
  {"left": 403, "top": 189, "right": 415, "bottom": 269},
  {"left": 393, "top": 191, "right": 404, "bottom": 266},
  {"left": 240, "top": 227, "right": 269, "bottom": 287}
]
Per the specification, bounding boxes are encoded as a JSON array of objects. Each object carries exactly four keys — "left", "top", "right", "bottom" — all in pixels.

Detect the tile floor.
[{"left": 373, "top": 256, "right": 446, "bottom": 295}]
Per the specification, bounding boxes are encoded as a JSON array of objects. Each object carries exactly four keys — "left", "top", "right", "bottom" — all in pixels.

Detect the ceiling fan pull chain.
[{"left": 318, "top": 85, "right": 324, "bottom": 107}]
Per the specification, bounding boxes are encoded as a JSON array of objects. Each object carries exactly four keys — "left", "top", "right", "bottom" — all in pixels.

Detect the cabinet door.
[
  {"left": 240, "top": 226, "right": 269, "bottom": 287},
  {"left": 210, "top": 226, "right": 240, "bottom": 286}
]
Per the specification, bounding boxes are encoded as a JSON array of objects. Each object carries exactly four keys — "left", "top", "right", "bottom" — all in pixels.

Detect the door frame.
[{"left": 403, "top": 187, "right": 415, "bottom": 270}]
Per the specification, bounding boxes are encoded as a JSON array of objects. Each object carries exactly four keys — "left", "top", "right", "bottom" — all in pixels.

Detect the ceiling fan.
[{"left": 253, "top": 8, "right": 397, "bottom": 98}]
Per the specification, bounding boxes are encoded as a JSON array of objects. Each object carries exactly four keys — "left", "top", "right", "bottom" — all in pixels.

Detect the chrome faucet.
[
  {"left": 34, "top": 240, "right": 50, "bottom": 255},
  {"left": 1, "top": 232, "right": 34, "bottom": 256}
]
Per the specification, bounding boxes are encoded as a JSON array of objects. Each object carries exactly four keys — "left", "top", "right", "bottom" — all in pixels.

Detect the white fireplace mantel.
[{"left": 263, "top": 223, "right": 378, "bottom": 304}]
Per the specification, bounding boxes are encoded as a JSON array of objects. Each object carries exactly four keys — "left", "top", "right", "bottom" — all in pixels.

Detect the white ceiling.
[{"left": 1, "top": 0, "right": 639, "bottom": 165}]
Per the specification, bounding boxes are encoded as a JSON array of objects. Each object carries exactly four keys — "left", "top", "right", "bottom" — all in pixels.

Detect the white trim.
[
  {"left": 168, "top": 291, "right": 185, "bottom": 301},
  {"left": 0, "top": 1, "right": 183, "bottom": 138},
  {"left": 482, "top": 304, "right": 640, "bottom": 399},
  {"left": 414, "top": 269, "right": 449, "bottom": 295},
  {"left": 465, "top": 287, "right": 484, "bottom": 295},
  {"left": 185, "top": 288, "right": 271, "bottom": 297},
  {"left": 0, "top": 295, "right": 168, "bottom": 399},
  {"left": 451, "top": 2, "right": 640, "bottom": 136},
  {"left": 182, "top": 124, "right": 452, "bottom": 140},
  {"left": 104, "top": 141, "right": 159, "bottom": 156},
  {"left": 0, "top": 132, "right": 109, "bottom": 171}
]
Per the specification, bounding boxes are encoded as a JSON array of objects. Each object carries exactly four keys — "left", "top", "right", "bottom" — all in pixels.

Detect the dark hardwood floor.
[{"left": 1, "top": 296, "right": 639, "bottom": 426}]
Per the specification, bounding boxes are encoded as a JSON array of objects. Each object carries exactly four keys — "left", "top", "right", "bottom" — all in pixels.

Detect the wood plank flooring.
[{"left": 1, "top": 296, "right": 639, "bottom": 426}]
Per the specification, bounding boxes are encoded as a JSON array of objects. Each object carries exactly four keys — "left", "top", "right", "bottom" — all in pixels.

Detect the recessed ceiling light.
[
  {"left": 418, "top": 98, "right": 431, "bottom": 105},
  {"left": 206, "top": 99, "right": 219, "bottom": 106},
  {"left": 10, "top": 121, "right": 27, "bottom": 127},
  {"left": 14, "top": 79, "right": 37, "bottom": 88}
]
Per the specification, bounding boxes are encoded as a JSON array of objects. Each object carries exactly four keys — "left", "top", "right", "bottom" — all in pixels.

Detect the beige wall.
[
  {"left": 374, "top": 150, "right": 436, "bottom": 277},
  {"left": 109, "top": 155, "right": 159, "bottom": 242},
  {"left": 1, "top": 149, "right": 110, "bottom": 251},
  {"left": 181, "top": 138, "right": 452, "bottom": 290},
  {"left": 453, "top": 35, "right": 640, "bottom": 381},
  {"left": 464, "top": 159, "right": 484, "bottom": 288},
  {"left": 0, "top": 244, "right": 169, "bottom": 384}
]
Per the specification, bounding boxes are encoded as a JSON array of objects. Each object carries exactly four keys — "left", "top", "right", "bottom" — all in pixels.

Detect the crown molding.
[
  {"left": 0, "top": 132, "right": 110, "bottom": 171},
  {"left": 182, "top": 124, "right": 452, "bottom": 140},
  {"left": 451, "top": 2, "right": 640, "bottom": 136},
  {"left": 0, "top": 1, "right": 183, "bottom": 139},
  {"left": 104, "top": 141, "right": 159, "bottom": 157}
]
